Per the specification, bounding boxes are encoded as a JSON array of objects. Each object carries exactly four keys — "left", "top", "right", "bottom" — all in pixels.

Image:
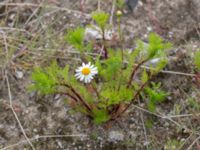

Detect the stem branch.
[
  {"left": 57, "top": 91, "right": 78, "bottom": 102},
  {"left": 127, "top": 59, "right": 149, "bottom": 87},
  {"left": 111, "top": 80, "right": 149, "bottom": 120},
  {"left": 60, "top": 83, "right": 92, "bottom": 113}
]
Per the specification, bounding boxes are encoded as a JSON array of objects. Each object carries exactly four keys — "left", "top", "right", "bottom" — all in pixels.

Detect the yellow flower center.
[{"left": 82, "top": 67, "right": 91, "bottom": 75}]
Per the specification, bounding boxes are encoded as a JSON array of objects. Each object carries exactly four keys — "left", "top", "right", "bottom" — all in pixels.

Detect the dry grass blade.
[
  {"left": 1, "top": 30, "right": 35, "bottom": 150},
  {"left": 0, "top": 2, "right": 90, "bottom": 17},
  {"left": 186, "top": 135, "right": 200, "bottom": 150},
  {"left": 109, "top": 0, "right": 116, "bottom": 25},
  {"left": 23, "top": 0, "right": 45, "bottom": 26},
  {"left": 5, "top": 72, "right": 36, "bottom": 150}
]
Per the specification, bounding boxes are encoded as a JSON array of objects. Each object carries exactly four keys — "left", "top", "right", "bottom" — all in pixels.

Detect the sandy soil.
[{"left": 0, "top": 0, "right": 200, "bottom": 149}]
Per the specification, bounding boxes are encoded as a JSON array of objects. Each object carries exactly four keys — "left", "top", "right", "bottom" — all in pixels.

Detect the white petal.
[
  {"left": 75, "top": 67, "right": 82, "bottom": 72},
  {"left": 75, "top": 75, "right": 80, "bottom": 78},
  {"left": 91, "top": 68, "right": 97, "bottom": 71},
  {"left": 91, "top": 69, "right": 97, "bottom": 72},
  {"left": 75, "top": 72, "right": 80, "bottom": 76},
  {"left": 87, "top": 75, "right": 92, "bottom": 80},
  {"left": 75, "top": 73, "right": 82, "bottom": 78},
  {"left": 84, "top": 76, "right": 90, "bottom": 83},
  {"left": 75, "top": 73, "right": 83, "bottom": 79},
  {"left": 80, "top": 75, "right": 85, "bottom": 81},
  {"left": 87, "top": 77, "right": 92, "bottom": 83},
  {"left": 91, "top": 71, "right": 98, "bottom": 74},
  {"left": 76, "top": 75, "right": 82, "bottom": 79},
  {"left": 87, "top": 78, "right": 91, "bottom": 83},
  {"left": 75, "top": 75, "right": 81, "bottom": 80},
  {"left": 85, "top": 64, "right": 90, "bottom": 68},
  {"left": 91, "top": 67, "right": 97, "bottom": 70},
  {"left": 84, "top": 77, "right": 88, "bottom": 83}
]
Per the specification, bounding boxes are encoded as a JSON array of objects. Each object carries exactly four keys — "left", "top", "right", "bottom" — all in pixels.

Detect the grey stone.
[{"left": 108, "top": 131, "right": 124, "bottom": 142}]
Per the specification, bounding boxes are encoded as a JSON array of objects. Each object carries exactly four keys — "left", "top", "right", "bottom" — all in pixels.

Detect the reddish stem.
[
  {"left": 91, "top": 83, "right": 100, "bottom": 99},
  {"left": 111, "top": 80, "right": 149, "bottom": 120},
  {"left": 195, "top": 73, "right": 200, "bottom": 87},
  {"left": 127, "top": 59, "right": 148, "bottom": 88},
  {"left": 102, "top": 28, "right": 108, "bottom": 59},
  {"left": 60, "top": 83, "right": 92, "bottom": 113},
  {"left": 57, "top": 92, "right": 78, "bottom": 102}
]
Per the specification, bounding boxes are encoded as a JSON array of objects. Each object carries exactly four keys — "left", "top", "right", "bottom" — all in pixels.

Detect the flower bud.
[{"left": 116, "top": 10, "right": 122, "bottom": 17}]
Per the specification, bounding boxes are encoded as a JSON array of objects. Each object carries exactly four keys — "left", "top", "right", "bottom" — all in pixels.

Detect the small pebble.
[{"left": 15, "top": 70, "right": 24, "bottom": 79}]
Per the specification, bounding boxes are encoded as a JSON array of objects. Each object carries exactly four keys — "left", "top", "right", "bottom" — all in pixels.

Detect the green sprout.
[
  {"left": 194, "top": 51, "right": 200, "bottom": 70},
  {"left": 91, "top": 11, "right": 109, "bottom": 32},
  {"left": 144, "top": 82, "right": 169, "bottom": 112}
]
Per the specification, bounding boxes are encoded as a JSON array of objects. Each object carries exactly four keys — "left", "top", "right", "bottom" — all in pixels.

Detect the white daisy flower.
[{"left": 75, "top": 62, "right": 98, "bottom": 83}]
